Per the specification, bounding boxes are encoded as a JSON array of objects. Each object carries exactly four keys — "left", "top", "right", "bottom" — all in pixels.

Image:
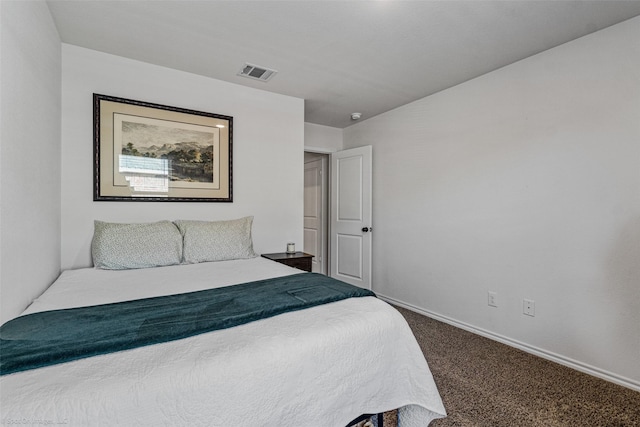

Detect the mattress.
[{"left": 0, "top": 258, "right": 446, "bottom": 426}]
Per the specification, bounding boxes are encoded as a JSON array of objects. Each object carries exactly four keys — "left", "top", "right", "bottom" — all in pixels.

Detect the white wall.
[
  {"left": 0, "top": 1, "right": 61, "bottom": 323},
  {"left": 61, "top": 45, "right": 304, "bottom": 269},
  {"left": 344, "top": 17, "right": 640, "bottom": 389},
  {"left": 304, "top": 122, "right": 343, "bottom": 153}
]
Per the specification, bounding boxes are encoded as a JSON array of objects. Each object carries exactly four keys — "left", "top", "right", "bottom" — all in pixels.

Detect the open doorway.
[{"left": 304, "top": 152, "right": 329, "bottom": 274}]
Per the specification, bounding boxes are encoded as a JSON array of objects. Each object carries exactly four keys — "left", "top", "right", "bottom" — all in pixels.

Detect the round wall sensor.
[{"left": 351, "top": 112, "right": 362, "bottom": 120}]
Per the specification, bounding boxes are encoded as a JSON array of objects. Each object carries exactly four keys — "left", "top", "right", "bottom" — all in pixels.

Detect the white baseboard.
[{"left": 378, "top": 294, "right": 640, "bottom": 393}]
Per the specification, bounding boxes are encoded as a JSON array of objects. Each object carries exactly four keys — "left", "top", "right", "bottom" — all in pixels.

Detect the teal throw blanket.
[{"left": 0, "top": 273, "right": 374, "bottom": 376}]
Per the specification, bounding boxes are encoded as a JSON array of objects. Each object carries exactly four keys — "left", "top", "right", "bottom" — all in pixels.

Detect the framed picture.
[{"left": 93, "top": 94, "right": 232, "bottom": 202}]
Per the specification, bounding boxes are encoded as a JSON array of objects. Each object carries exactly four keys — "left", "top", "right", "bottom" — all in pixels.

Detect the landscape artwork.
[
  {"left": 114, "top": 114, "right": 220, "bottom": 188},
  {"left": 94, "top": 93, "right": 232, "bottom": 202}
]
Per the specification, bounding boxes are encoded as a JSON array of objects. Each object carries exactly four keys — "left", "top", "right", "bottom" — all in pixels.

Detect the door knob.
[{"left": 362, "top": 227, "right": 371, "bottom": 232}]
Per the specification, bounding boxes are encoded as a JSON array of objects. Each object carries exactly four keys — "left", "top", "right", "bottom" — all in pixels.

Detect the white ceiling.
[{"left": 47, "top": 0, "right": 640, "bottom": 128}]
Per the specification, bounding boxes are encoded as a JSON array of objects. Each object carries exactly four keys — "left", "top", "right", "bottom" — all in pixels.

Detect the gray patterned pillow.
[
  {"left": 175, "top": 216, "right": 257, "bottom": 264},
  {"left": 92, "top": 220, "right": 183, "bottom": 270}
]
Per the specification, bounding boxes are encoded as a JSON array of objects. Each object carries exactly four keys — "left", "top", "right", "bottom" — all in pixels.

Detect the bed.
[{"left": 0, "top": 218, "right": 446, "bottom": 426}]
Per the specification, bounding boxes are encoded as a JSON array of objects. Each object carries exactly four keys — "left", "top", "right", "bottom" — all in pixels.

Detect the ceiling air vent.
[{"left": 237, "top": 63, "right": 277, "bottom": 82}]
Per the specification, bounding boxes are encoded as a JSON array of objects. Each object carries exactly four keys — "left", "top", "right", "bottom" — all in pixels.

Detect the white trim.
[
  {"left": 379, "top": 294, "right": 640, "bottom": 393},
  {"left": 304, "top": 146, "right": 337, "bottom": 154}
]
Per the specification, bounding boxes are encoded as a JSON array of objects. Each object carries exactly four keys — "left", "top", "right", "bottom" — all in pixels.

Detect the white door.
[
  {"left": 304, "top": 158, "right": 325, "bottom": 273},
  {"left": 330, "top": 146, "right": 372, "bottom": 289}
]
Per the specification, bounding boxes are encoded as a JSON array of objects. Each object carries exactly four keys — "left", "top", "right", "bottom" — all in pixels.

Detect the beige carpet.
[{"left": 383, "top": 305, "right": 640, "bottom": 427}]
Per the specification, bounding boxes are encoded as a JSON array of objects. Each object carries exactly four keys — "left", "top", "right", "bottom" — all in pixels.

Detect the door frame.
[
  {"left": 303, "top": 151, "right": 329, "bottom": 274},
  {"left": 304, "top": 146, "right": 372, "bottom": 288}
]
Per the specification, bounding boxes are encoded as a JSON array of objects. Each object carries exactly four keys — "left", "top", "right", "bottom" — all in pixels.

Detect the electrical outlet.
[
  {"left": 523, "top": 299, "right": 535, "bottom": 316},
  {"left": 488, "top": 291, "right": 497, "bottom": 307}
]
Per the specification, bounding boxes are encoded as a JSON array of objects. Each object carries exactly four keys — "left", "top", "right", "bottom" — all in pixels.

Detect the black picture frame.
[{"left": 93, "top": 94, "right": 232, "bottom": 202}]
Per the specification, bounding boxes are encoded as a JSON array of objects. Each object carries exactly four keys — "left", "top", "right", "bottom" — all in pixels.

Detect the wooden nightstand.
[{"left": 261, "top": 252, "right": 314, "bottom": 272}]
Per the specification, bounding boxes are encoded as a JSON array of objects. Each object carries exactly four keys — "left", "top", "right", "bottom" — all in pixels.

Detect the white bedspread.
[{"left": 1, "top": 258, "right": 446, "bottom": 426}]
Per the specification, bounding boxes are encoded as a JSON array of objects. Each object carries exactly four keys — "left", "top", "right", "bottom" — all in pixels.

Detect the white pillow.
[
  {"left": 175, "top": 216, "right": 257, "bottom": 264},
  {"left": 92, "top": 220, "right": 183, "bottom": 270}
]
